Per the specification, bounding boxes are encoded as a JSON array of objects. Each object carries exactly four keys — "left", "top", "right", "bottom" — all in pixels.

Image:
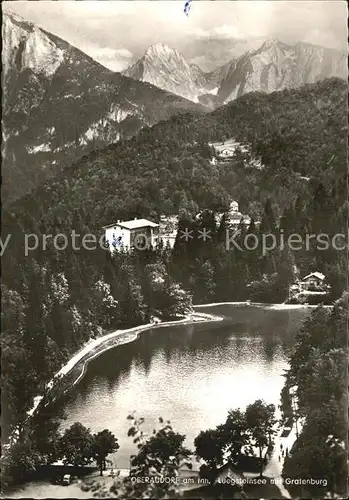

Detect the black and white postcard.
[{"left": 2, "top": 1, "right": 348, "bottom": 499}]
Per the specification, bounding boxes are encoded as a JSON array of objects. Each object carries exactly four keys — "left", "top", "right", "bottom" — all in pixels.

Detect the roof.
[
  {"left": 302, "top": 272, "right": 325, "bottom": 281},
  {"left": 214, "top": 463, "right": 244, "bottom": 483},
  {"left": 103, "top": 219, "right": 159, "bottom": 230}
]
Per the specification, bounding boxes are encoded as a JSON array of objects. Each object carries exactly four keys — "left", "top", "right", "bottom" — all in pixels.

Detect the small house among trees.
[
  {"left": 299, "top": 272, "right": 326, "bottom": 291},
  {"left": 214, "top": 462, "right": 245, "bottom": 485}
]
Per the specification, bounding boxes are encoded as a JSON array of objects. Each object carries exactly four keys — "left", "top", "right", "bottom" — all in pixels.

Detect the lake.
[
  {"left": 60, "top": 304, "right": 307, "bottom": 468},
  {"left": 9, "top": 303, "right": 310, "bottom": 498}
]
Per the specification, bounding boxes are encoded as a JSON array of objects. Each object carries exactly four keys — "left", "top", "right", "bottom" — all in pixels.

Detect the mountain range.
[
  {"left": 124, "top": 40, "right": 347, "bottom": 107},
  {"left": 2, "top": 11, "right": 205, "bottom": 205},
  {"left": 7, "top": 77, "right": 346, "bottom": 237},
  {"left": 3, "top": 10, "right": 347, "bottom": 205}
]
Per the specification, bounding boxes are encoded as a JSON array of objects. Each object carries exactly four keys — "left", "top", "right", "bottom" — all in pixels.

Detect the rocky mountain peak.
[
  {"left": 3, "top": 13, "right": 206, "bottom": 205},
  {"left": 124, "top": 43, "right": 206, "bottom": 102},
  {"left": 143, "top": 43, "right": 191, "bottom": 73},
  {"left": 125, "top": 37, "right": 346, "bottom": 109},
  {"left": 3, "top": 10, "right": 64, "bottom": 78},
  {"left": 144, "top": 43, "right": 180, "bottom": 58},
  {"left": 260, "top": 39, "right": 282, "bottom": 50}
]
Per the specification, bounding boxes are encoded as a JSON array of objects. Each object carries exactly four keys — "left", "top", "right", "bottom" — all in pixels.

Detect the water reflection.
[{"left": 60, "top": 305, "right": 309, "bottom": 468}]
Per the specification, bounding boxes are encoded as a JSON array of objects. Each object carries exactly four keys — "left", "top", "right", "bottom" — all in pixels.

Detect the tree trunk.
[
  {"left": 99, "top": 462, "right": 103, "bottom": 476},
  {"left": 259, "top": 447, "right": 263, "bottom": 477}
]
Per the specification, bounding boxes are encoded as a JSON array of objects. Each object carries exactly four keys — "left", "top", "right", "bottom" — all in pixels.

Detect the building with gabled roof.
[
  {"left": 103, "top": 218, "right": 159, "bottom": 251},
  {"left": 302, "top": 272, "right": 325, "bottom": 282},
  {"left": 214, "top": 462, "right": 245, "bottom": 485},
  {"left": 299, "top": 272, "right": 326, "bottom": 291}
]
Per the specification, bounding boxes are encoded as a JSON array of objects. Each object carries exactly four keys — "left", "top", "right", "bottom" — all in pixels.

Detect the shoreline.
[
  {"left": 26, "top": 310, "right": 224, "bottom": 420},
  {"left": 24, "top": 300, "right": 325, "bottom": 421},
  {"left": 195, "top": 301, "right": 332, "bottom": 309},
  {"left": 5, "top": 301, "right": 310, "bottom": 496},
  {"left": 9, "top": 300, "right": 321, "bottom": 445},
  {"left": 60, "top": 310, "right": 223, "bottom": 390}
]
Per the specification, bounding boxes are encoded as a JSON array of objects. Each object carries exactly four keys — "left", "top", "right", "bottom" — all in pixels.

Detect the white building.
[
  {"left": 214, "top": 202, "right": 250, "bottom": 227},
  {"left": 217, "top": 148, "right": 236, "bottom": 159},
  {"left": 103, "top": 218, "right": 159, "bottom": 252},
  {"left": 229, "top": 200, "right": 239, "bottom": 213},
  {"left": 229, "top": 212, "right": 251, "bottom": 228},
  {"left": 299, "top": 272, "right": 326, "bottom": 291}
]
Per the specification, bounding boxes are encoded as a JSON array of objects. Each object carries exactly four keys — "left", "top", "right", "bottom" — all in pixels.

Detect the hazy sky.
[{"left": 5, "top": 1, "right": 348, "bottom": 72}]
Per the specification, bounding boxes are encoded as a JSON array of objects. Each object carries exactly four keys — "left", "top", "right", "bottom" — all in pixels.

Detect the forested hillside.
[
  {"left": 7, "top": 77, "right": 346, "bottom": 226},
  {"left": 2, "top": 78, "right": 347, "bottom": 486},
  {"left": 280, "top": 295, "right": 347, "bottom": 497}
]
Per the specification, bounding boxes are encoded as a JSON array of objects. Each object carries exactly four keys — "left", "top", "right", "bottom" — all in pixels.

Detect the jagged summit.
[
  {"left": 4, "top": 9, "right": 29, "bottom": 23},
  {"left": 123, "top": 42, "right": 210, "bottom": 102},
  {"left": 260, "top": 38, "right": 285, "bottom": 48},
  {"left": 144, "top": 43, "right": 180, "bottom": 57},
  {"left": 142, "top": 43, "right": 190, "bottom": 71},
  {"left": 124, "top": 37, "right": 346, "bottom": 107},
  {"left": 3, "top": 10, "right": 64, "bottom": 78},
  {"left": 219, "top": 39, "right": 346, "bottom": 104},
  {"left": 3, "top": 12, "right": 205, "bottom": 205}
]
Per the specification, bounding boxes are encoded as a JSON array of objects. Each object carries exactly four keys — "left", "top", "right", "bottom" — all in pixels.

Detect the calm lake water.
[
  {"left": 59, "top": 304, "right": 307, "bottom": 469},
  {"left": 9, "top": 304, "right": 310, "bottom": 498}
]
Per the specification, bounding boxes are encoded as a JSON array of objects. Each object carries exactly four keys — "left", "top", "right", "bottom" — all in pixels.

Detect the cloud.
[
  {"left": 191, "top": 24, "right": 245, "bottom": 40},
  {"left": 214, "top": 25, "right": 245, "bottom": 39},
  {"left": 86, "top": 47, "right": 134, "bottom": 72},
  {"left": 5, "top": 0, "right": 348, "bottom": 72}
]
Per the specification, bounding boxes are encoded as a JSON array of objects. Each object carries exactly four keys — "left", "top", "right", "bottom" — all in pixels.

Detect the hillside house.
[
  {"left": 288, "top": 271, "right": 330, "bottom": 303},
  {"left": 299, "top": 272, "right": 326, "bottom": 291},
  {"left": 214, "top": 462, "right": 245, "bottom": 485},
  {"left": 229, "top": 212, "right": 251, "bottom": 229},
  {"left": 247, "top": 156, "right": 263, "bottom": 170},
  {"left": 217, "top": 148, "right": 236, "bottom": 160},
  {"left": 214, "top": 202, "right": 253, "bottom": 229},
  {"left": 220, "top": 148, "right": 234, "bottom": 156},
  {"left": 104, "top": 218, "right": 159, "bottom": 252}
]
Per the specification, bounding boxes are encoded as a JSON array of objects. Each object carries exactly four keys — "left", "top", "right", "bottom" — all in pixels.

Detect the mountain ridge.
[
  {"left": 6, "top": 77, "right": 346, "bottom": 224},
  {"left": 124, "top": 39, "right": 347, "bottom": 107},
  {"left": 2, "top": 12, "right": 206, "bottom": 205},
  {"left": 123, "top": 42, "right": 217, "bottom": 102}
]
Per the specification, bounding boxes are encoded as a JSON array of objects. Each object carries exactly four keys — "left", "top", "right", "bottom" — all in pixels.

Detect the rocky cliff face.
[
  {"left": 124, "top": 39, "right": 347, "bottom": 107},
  {"left": 2, "top": 13, "right": 205, "bottom": 205},
  {"left": 124, "top": 43, "right": 212, "bottom": 102},
  {"left": 216, "top": 39, "right": 347, "bottom": 105}
]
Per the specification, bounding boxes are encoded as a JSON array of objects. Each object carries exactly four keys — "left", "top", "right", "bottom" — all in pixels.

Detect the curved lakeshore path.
[
  {"left": 26, "top": 310, "right": 224, "bottom": 421},
  {"left": 25, "top": 302, "right": 327, "bottom": 420},
  {"left": 6, "top": 301, "right": 319, "bottom": 499}
]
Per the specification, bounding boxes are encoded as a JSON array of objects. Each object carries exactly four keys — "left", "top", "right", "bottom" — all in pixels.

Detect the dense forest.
[
  {"left": 5, "top": 77, "right": 346, "bottom": 224},
  {"left": 1, "top": 77, "right": 347, "bottom": 490},
  {"left": 280, "top": 295, "right": 348, "bottom": 497}
]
